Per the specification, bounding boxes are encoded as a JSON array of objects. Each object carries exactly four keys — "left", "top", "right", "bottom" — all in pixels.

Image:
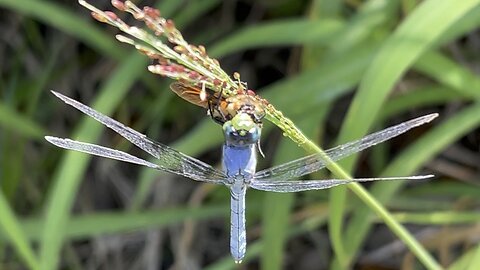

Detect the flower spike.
[{"left": 79, "top": 0, "right": 313, "bottom": 147}]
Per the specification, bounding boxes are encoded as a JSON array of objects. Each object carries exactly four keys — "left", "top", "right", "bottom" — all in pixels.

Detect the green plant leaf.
[
  {"left": 0, "top": 205, "right": 228, "bottom": 242},
  {"left": 0, "top": 103, "right": 45, "bottom": 139},
  {"left": 209, "top": 19, "right": 344, "bottom": 57},
  {"left": 0, "top": 0, "right": 124, "bottom": 59},
  {"left": 0, "top": 191, "right": 39, "bottom": 270}
]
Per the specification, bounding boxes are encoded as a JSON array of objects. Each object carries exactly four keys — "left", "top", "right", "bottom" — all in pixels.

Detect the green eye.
[
  {"left": 222, "top": 112, "right": 262, "bottom": 147},
  {"left": 231, "top": 113, "right": 255, "bottom": 132}
]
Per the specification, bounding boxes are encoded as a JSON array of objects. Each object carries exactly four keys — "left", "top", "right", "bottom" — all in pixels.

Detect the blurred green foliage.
[{"left": 0, "top": 0, "right": 480, "bottom": 269}]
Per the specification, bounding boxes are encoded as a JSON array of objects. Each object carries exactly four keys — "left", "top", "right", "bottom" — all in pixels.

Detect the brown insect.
[{"left": 170, "top": 82, "right": 266, "bottom": 125}]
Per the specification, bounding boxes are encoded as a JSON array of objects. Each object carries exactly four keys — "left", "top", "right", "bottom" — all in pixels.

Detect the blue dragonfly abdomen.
[
  {"left": 223, "top": 144, "right": 255, "bottom": 263},
  {"left": 221, "top": 113, "right": 261, "bottom": 263},
  {"left": 229, "top": 182, "right": 247, "bottom": 263}
]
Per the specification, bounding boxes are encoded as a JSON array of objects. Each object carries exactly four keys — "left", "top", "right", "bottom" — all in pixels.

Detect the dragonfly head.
[{"left": 223, "top": 112, "right": 261, "bottom": 147}]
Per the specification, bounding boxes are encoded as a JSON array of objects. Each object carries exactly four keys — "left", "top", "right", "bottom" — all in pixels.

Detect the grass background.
[{"left": 1, "top": 0, "right": 480, "bottom": 269}]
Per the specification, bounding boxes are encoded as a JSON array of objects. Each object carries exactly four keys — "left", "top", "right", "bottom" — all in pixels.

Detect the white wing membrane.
[
  {"left": 46, "top": 136, "right": 163, "bottom": 169},
  {"left": 48, "top": 91, "right": 227, "bottom": 182},
  {"left": 254, "top": 114, "right": 438, "bottom": 181},
  {"left": 250, "top": 175, "right": 433, "bottom": 192},
  {"left": 45, "top": 136, "right": 225, "bottom": 184}
]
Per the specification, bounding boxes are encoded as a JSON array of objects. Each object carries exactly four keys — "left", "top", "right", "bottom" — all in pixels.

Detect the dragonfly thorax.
[
  {"left": 222, "top": 143, "right": 257, "bottom": 180},
  {"left": 222, "top": 113, "right": 260, "bottom": 179}
]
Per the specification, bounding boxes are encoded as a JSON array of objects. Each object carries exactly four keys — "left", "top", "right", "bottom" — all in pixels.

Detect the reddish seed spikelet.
[
  {"left": 158, "top": 58, "right": 169, "bottom": 65},
  {"left": 143, "top": 6, "right": 160, "bottom": 19},
  {"left": 198, "top": 45, "right": 206, "bottom": 55},
  {"left": 80, "top": 0, "right": 243, "bottom": 99},
  {"left": 111, "top": 0, "right": 125, "bottom": 11},
  {"left": 173, "top": 65, "right": 184, "bottom": 72},
  {"left": 104, "top": 11, "right": 118, "bottom": 21},
  {"left": 173, "top": 45, "right": 186, "bottom": 53},
  {"left": 145, "top": 21, "right": 157, "bottom": 33},
  {"left": 91, "top": 12, "right": 108, "bottom": 23},
  {"left": 165, "top": 19, "right": 175, "bottom": 31},
  {"left": 189, "top": 71, "right": 199, "bottom": 79}
]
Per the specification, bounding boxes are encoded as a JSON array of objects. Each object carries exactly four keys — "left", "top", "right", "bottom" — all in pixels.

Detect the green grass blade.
[
  {"left": 0, "top": 0, "right": 124, "bottom": 59},
  {"left": 326, "top": 0, "right": 398, "bottom": 57},
  {"left": 339, "top": 0, "right": 480, "bottom": 163},
  {"left": 391, "top": 211, "right": 480, "bottom": 224},
  {"left": 0, "top": 191, "right": 39, "bottom": 270},
  {"left": 433, "top": 5, "right": 480, "bottom": 45},
  {"left": 404, "top": 182, "right": 480, "bottom": 198},
  {"left": 261, "top": 43, "right": 376, "bottom": 112},
  {"left": 261, "top": 191, "right": 294, "bottom": 270},
  {"left": 209, "top": 19, "right": 344, "bottom": 57},
  {"left": 466, "top": 244, "right": 480, "bottom": 270},
  {"left": 310, "top": 0, "right": 342, "bottom": 18},
  {"left": 0, "top": 205, "right": 228, "bottom": 242},
  {"left": 448, "top": 243, "right": 480, "bottom": 270},
  {"left": 173, "top": 0, "right": 220, "bottom": 26},
  {"left": 383, "top": 85, "right": 466, "bottom": 118},
  {"left": 414, "top": 51, "right": 480, "bottom": 98},
  {"left": 0, "top": 104, "right": 46, "bottom": 139}
]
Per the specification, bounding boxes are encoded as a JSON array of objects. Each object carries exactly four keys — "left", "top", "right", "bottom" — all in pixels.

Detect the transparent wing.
[
  {"left": 250, "top": 175, "right": 433, "bottom": 192},
  {"left": 45, "top": 136, "right": 225, "bottom": 184},
  {"left": 254, "top": 113, "right": 438, "bottom": 181},
  {"left": 49, "top": 91, "right": 227, "bottom": 182}
]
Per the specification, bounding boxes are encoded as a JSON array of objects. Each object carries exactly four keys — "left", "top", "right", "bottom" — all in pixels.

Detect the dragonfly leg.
[{"left": 211, "top": 87, "right": 228, "bottom": 124}]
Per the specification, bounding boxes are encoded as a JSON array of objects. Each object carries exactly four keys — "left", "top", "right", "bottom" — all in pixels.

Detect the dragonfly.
[{"left": 45, "top": 91, "right": 436, "bottom": 263}]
